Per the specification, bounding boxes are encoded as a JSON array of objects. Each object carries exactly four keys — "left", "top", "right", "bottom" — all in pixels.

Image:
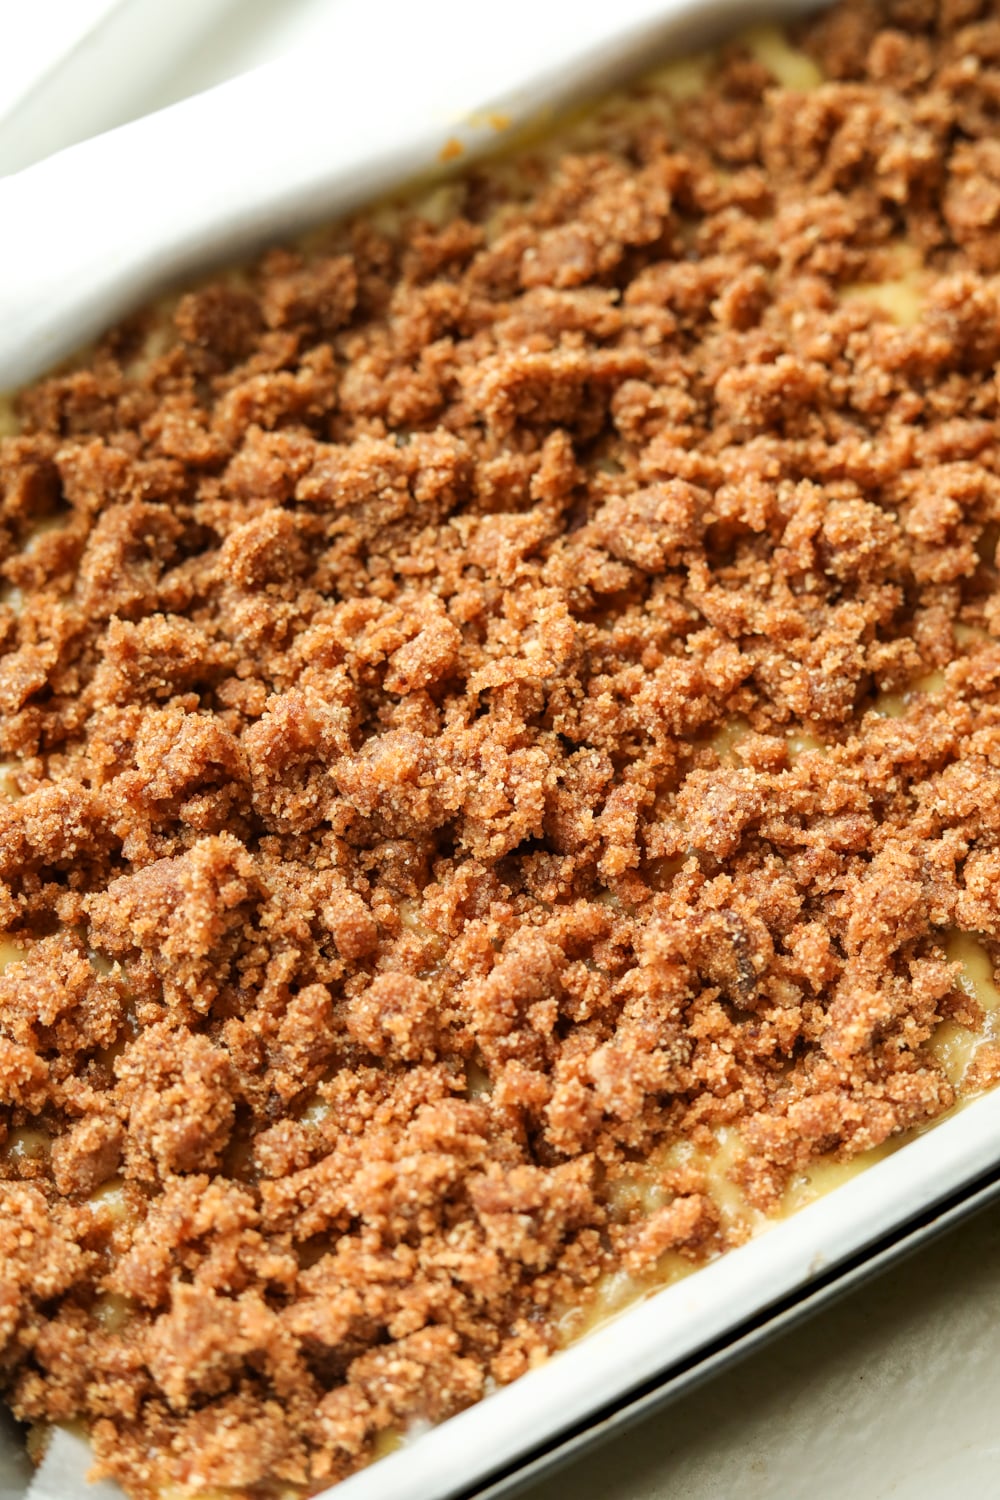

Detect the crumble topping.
[{"left": 3, "top": 1, "right": 1000, "bottom": 1494}]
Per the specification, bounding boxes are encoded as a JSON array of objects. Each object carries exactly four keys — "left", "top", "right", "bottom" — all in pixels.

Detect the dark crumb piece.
[{"left": 4, "top": 1, "right": 1000, "bottom": 1494}]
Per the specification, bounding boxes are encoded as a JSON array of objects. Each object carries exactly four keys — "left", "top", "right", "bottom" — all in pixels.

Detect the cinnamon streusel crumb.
[{"left": 4, "top": 1, "right": 1000, "bottom": 1494}]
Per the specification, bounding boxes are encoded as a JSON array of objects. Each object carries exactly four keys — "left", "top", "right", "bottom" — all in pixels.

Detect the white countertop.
[{"left": 4, "top": 6, "right": 997, "bottom": 1498}]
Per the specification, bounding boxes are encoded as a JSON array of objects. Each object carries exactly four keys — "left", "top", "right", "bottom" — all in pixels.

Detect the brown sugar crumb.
[{"left": 5, "top": 1, "right": 1000, "bottom": 1493}]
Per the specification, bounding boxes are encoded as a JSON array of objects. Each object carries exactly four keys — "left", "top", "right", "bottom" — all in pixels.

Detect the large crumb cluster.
[{"left": 4, "top": 0, "right": 1000, "bottom": 1494}]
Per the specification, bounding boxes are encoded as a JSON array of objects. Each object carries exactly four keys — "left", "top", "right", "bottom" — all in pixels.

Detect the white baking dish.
[
  {"left": 0, "top": 0, "right": 821, "bottom": 390},
  {"left": 6, "top": 1, "right": 1000, "bottom": 1497}
]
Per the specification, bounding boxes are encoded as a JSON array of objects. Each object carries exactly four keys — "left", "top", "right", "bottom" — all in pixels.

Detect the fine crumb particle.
[{"left": 4, "top": 1, "right": 1000, "bottom": 1495}]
